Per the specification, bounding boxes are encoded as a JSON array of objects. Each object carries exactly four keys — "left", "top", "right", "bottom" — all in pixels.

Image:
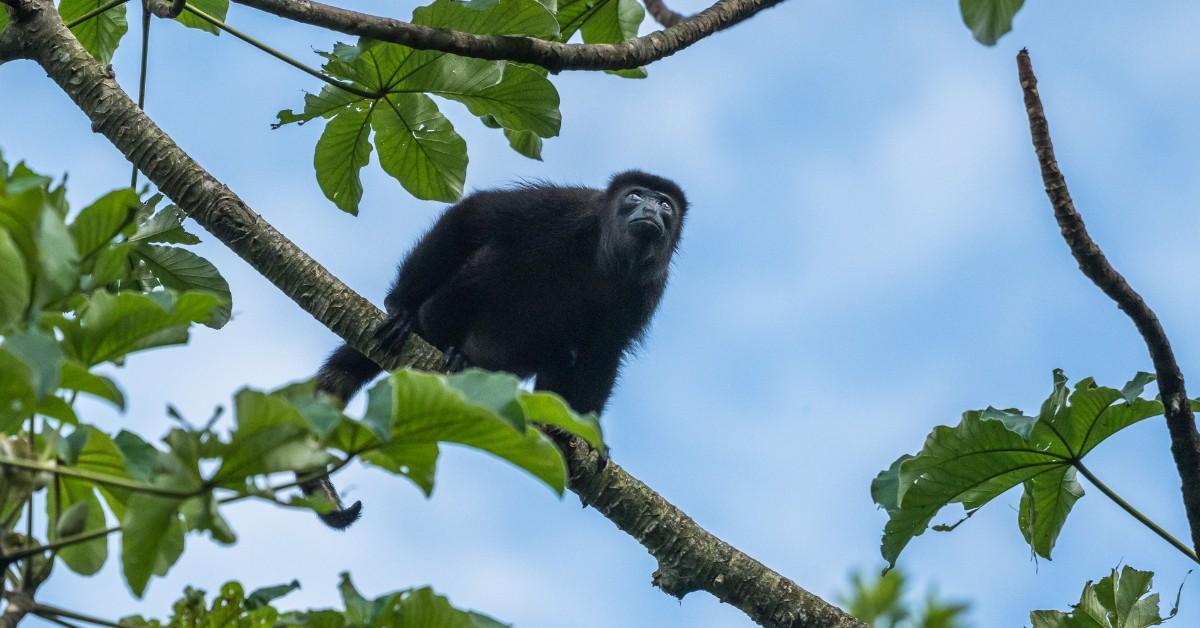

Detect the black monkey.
[{"left": 303, "top": 171, "right": 688, "bottom": 529}]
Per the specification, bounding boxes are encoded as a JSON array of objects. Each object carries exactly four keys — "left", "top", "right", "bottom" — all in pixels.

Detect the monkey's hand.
[{"left": 374, "top": 310, "right": 415, "bottom": 350}]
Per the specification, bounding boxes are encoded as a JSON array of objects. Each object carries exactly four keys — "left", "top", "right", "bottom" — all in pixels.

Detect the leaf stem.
[
  {"left": 0, "top": 455, "right": 198, "bottom": 499},
  {"left": 181, "top": 3, "right": 380, "bottom": 100},
  {"left": 132, "top": 1, "right": 151, "bottom": 189},
  {"left": 63, "top": 0, "right": 130, "bottom": 29},
  {"left": 1074, "top": 461, "right": 1200, "bottom": 563},
  {"left": 3, "top": 527, "right": 122, "bottom": 563},
  {"left": 33, "top": 603, "right": 123, "bottom": 628}
]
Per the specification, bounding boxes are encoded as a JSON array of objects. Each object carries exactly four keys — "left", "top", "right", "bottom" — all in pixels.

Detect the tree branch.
[
  {"left": 1016, "top": 49, "right": 1200, "bottom": 553},
  {"left": 6, "top": 1, "right": 860, "bottom": 625},
  {"left": 643, "top": 0, "right": 687, "bottom": 28},
  {"left": 230, "top": 0, "right": 784, "bottom": 73}
]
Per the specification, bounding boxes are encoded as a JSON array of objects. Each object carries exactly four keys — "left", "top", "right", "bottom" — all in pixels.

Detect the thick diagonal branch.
[
  {"left": 3, "top": 2, "right": 860, "bottom": 625},
  {"left": 231, "top": 0, "right": 783, "bottom": 72},
  {"left": 1017, "top": 49, "right": 1200, "bottom": 552}
]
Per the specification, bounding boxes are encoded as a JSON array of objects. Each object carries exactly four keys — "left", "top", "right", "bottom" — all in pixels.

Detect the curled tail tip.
[{"left": 319, "top": 500, "right": 363, "bottom": 530}]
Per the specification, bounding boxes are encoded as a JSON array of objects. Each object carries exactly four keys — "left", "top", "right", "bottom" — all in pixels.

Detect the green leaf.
[
  {"left": 3, "top": 330, "right": 63, "bottom": 401},
  {"left": 128, "top": 204, "right": 201, "bottom": 245},
  {"left": 122, "top": 493, "right": 186, "bottom": 597},
  {"left": 1018, "top": 467, "right": 1084, "bottom": 560},
  {"left": 412, "top": 0, "right": 559, "bottom": 38},
  {"left": 133, "top": 244, "right": 232, "bottom": 328},
  {"left": 84, "top": 242, "right": 132, "bottom": 290},
  {"left": 63, "top": 290, "right": 223, "bottom": 366},
  {"left": 442, "top": 63, "right": 561, "bottom": 139},
  {"left": 558, "top": 0, "right": 645, "bottom": 76},
  {"left": 245, "top": 580, "right": 301, "bottom": 610},
  {"left": 315, "top": 105, "right": 374, "bottom": 215},
  {"left": 180, "top": 494, "right": 237, "bottom": 544},
  {"left": 175, "top": 0, "right": 228, "bottom": 35},
  {"left": 69, "top": 188, "right": 139, "bottom": 260},
  {"left": 373, "top": 93, "right": 468, "bottom": 202},
  {"left": 959, "top": 0, "right": 1024, "bottom": 46},
  {"left": 1030, "top": 565, "right": 1180, "bottom": 628},
  {"left": 873, "top": 371, "right": 1166, "bottom": 567},
  {"left": 0, "top": 7, "right": 9, "bottom": 33},
  {"left": 504, "top": 128, "right": 543, "bottom": 160},
  {"left": 361, "top": 441, "right": 439, "bottom": 496},
  {"left": 383, "top": 369, "right": 594, "bottom": 494},
  {"left": 275, "top": 84, "right": 367, "bottom": 128},
  {"left": 59, "top": 0, "right": 129, "bottom": 64},
  {"left": 0, "top": 347, "right": 35, "bottom": 432},
  {"left": 48, "top": 481, "right": 109, "bottom": 575},
  {"left": 212, "top": 389, "right": 330, "bottom": 484},
  {"left": 0, "top": 228, "right": 30, "bottom": 329},
  {"left": 59, "top": 360, "right": 126, "bottom": 409},
  {"left": 34, "top": 208, "right": 80, "bottom": 307}
]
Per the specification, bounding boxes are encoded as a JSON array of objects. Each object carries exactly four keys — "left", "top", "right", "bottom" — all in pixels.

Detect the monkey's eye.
[{"left": 660, "top": 200, "right": 673, "bottom": 212}]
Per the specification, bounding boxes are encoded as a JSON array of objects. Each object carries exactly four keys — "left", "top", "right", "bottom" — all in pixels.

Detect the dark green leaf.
[
  {"left": 133, "top": 244, "right": 232, "bottom": 328},
  {"left": 0, "top": 228, "right": 30, "bottom": 329},
  {"left": 84, "top": 242, "right": 132, "bottom": 290},
  {"left": 35, "top": 208, "right": 80, "bottom": 307},
  {"left": 959, "top": 0, "right": 1024, "bottom": 46},
  {"left": 122, "top": 493, "right": 184, "bottom": 597},
  {"left": 361, "top": 441, "right": 439, "bottom": 496},
  {"left": 69, "top": 188, "right": 138, "bottom": 260},
  {"left": 48, "top": 482, "right": 108, "bottom": 574},
  {"left": 442, "top": 64, "right": 561, "bottom": 139},
  {"left": 59, "top": 0, "right": 129, "bottom": 64},
  {"left": 3, "top": 330, "right": 63, "bottom": 401},
  {"left": 1030, "top": 565, "right": 1179, "bottom": 628},
  {"left": 275, "top": 84, "right": 367, "bottom": 128},
  {"left": 315, "top": 105, "right": 374, "bottom": 214},
  {"left": 874, "top": 372, "right": 1166, "bottom": 566},
  {"left": 504, "top": 128, "right": 543, "bottom": 160},
  {"left": 246, "top": 580, "right": 301, "bottom": 610},
  {"left": 65, "top": 290, "right": 223, "bottom": 365}
]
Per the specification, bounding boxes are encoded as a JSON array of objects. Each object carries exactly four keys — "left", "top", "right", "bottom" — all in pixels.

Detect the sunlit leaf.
[
  {"left": 59, "top": 0, "right": 129, "bottom": 64},
  {"left": 959, "top": 0, "right": 1024, "bottom": 45},
  {"left": 133, "top": 244, "right": 232, "bottom": 328},
  {"left": 175, "top": 0, "right": 228, "bottom": 35},
  {"left": 1030, "top": 565, "right": 1180, "bottom": 628}
]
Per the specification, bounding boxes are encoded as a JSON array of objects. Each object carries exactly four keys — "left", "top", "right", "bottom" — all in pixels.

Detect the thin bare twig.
[{"left": 1017, "top": 49, "right": 1200, "bottom": 553}]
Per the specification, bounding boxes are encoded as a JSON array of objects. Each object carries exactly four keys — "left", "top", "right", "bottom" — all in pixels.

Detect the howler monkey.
[{"left": 304, "top": 171, "right": 688, "bottom": 529}]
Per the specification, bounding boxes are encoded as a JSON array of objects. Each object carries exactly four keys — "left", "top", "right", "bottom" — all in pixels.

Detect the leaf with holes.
[
  {"left": 873, "top": 370, "right": 1166, "bottom": 567},
  {"left": 59, "top": 0, "right": 129, "bottom": 64},
  {"left": 1030, "top": 565, "right": 1182, "bottom": 628}
]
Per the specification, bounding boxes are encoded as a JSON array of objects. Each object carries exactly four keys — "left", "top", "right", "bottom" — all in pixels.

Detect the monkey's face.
[{"left": 619, "top": 186, "right": 679, "bottom": 243}]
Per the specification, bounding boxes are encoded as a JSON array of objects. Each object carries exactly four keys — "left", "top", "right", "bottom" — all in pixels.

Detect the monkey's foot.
[
  {"left": 442, "top": 346, "right": 469, "bottom": 373},
  {"left": 374, "top": 310, "right": 414, "bottom": 350}
]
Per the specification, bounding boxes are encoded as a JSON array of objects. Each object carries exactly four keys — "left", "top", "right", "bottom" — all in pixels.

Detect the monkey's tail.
[{"left": 304, "top": 343, "right": 382, "bottom": 530}]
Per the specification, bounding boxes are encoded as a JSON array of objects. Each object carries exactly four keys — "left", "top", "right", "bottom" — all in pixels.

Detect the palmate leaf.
[
  {"left": 278, "top": 0, "right": 563, "bottom": 212},
  {"left": 873, "top": 370, "right": 1167, "bottom": 567},
  {"left": 1030, "top": 565, "right": 1182, "bottom": 628},
  {"left": 959, "top": 0, "right": 1025, "bottom": 46},
  {"left": 59, "top": 0, "right": 129, "bottom": 64}
]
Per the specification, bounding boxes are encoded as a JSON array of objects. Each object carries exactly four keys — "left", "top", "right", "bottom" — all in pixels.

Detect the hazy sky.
[{"left": 5, "top": 1, "right": 1200, "bottom": 626}]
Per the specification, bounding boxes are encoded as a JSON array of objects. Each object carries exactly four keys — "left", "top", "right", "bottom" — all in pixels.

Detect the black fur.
[{"left": 309, "top": 171, "right": 687, "bottom": 528}]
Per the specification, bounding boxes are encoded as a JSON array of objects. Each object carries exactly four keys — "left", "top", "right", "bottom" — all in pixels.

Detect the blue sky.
[{"left": 4, "top": 1, "right": 1200, "bottom": 626}]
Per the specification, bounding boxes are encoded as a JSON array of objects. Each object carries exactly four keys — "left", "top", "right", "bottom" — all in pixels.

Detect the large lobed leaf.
[
  {"left": 873, "top": 371, "right": 1166, "bottom": 567},
  {"left": 1030, "top": 565, "right": 1182, "bottom": 628},
  {"left": 277, "top": 0, "right": 563, "bottom": 213}
]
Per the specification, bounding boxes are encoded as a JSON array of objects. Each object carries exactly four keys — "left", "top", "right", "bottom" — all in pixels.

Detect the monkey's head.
[{"left": 601, "top": 171, "right": 687, "bottom": 283}]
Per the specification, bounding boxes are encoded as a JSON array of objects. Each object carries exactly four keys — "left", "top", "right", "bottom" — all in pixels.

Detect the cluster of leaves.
[
  {"left": 959, "top": 0, "right": 1025, "bottom": 45},
  {"left": 18, "top": 365, "right": 601, "bottom": 597},
  {"left": 0, "top": 153, "right": 231, "bottom": 434},
  {"left": 119, "top": 573, "right": 507, "bottom": 627},
  {"left": 1029, "top": 565, "right": 1183, "bottom": 628},
  {"left": 872, "top": 370, "right": 1172, "bottom": 568},
  {"left": 275, "top": 0, "right": 646, "bottom": 212},
  {"left": 840, "top": 568, "right": 969, "bottom": 628}
]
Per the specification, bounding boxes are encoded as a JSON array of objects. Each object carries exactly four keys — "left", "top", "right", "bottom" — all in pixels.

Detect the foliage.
[
  {"left": 118, "top": 574, "right": 508, "bottom": 627},
  {"left": 958, "top": 0, "right": 1024, "bottom": 45},
  {"left": 0, "top": 154, "right": 600, "bottom": 614},
  {"left": 1029, "top": 565, "right": 1184, "bottom": 628},
  {"left": 841, "top": 568, "right": 970, "bottom": 628},
  {"left": 872, "top": 370, "right": 1170, "bottom": 568}
]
